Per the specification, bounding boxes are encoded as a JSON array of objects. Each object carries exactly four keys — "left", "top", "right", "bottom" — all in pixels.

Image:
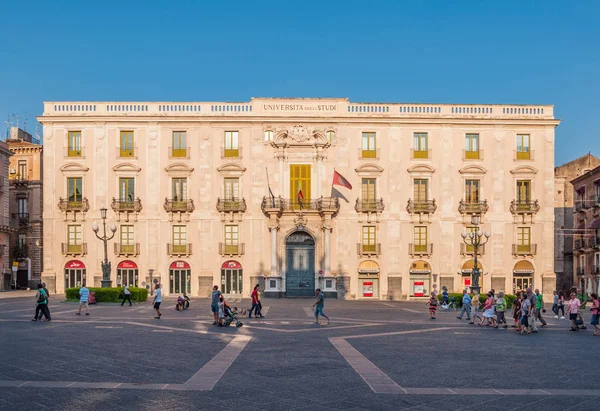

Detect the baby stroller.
[
  {"left": 223, "top": 303, "right": 243, "bottom": 328},
  {"left": 575, "top": 312, "right": 587, "bottom": 330},
  {"left": 440, "top": 297, "right": 458, "bottom": 312}
]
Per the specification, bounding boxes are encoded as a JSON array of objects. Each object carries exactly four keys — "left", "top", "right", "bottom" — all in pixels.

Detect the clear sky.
[{"left": 0, "top": 0, "right": 598, "bottom": 165}]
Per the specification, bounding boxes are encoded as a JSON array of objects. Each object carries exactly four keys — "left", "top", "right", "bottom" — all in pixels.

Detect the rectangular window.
[
  {"left": 413, "top": 132, "right": 428, "bottom": 158},
  {"left": 361, "top": 178, "right": 376, "bottom": 201},
  {"left": 516, "top": 134, "right": 530, "bottom": 160},
  {"left": 67, "top": 225, "right": 82, "bottom": 253},
  {"left": 224, "top": 178, "right": 240, "bottom": 200},
  {"left": 172, "top": 131, "right": 187, "bottom": 157},
  {"left": 68, "top": 131, "right": 82, "bottom": 157},
  {"left": 465, "top": 226, "right": 477, "bottom": 253},
  {"left": 18, "top": 160, "right": 27, "bottom": 180},
  {"left": 172, "top": 178, "right": 187, "bottom": 201},
  {"left": 517, "top": 227, "right": 531, "bottom": 253},
  {"left": 362, "top": 226, "right": 376, "bottom": 253},
  {"left": 119, "top": 178, "right": 135, "bottom": 202},
  {"left": 595, "top": 183, "right": 600, "bottom": 202},
  {"left": 465, "top": 179, "right": 480, "bottom": 203},
  {"left": 264, "top": 130, "right": 274, "bottom": 142},
  {"left": 172, "top": 225, "right": 187, "bottom": 253},
  {"left": 67, "top": 177, "right": 83, "bottom": 204},
  {"left": 225, "top": 225, "right": 239, "bottom": 254},
  {"left": 414, "top": 226, "right": 428, "bottom": 252},
  {"left": 290, "top": 164, "right": 311, "bottom": 207},
  {"left": 413, "top": 179, "right": 428, "bottom": 202},
  {"left": 120, "top": 225, "right": 134, "bottom": 253},
  {"left": 516, "top": 180, "right": 531, "bottom": 204},
  {"left": 361, "top": 132, "right": 376, "bottom": 158},
  {"left": 465, "top": 133, "right": 480, "bottom": 159},
  {"left": 17, "top": 198, "right": 27, "bottom": 215},
  {"left": 224, "top": 131, "right": 239, "bottom": 157},
  {"left": 120, "top": 131, "right": 134, "bottom": 157}
]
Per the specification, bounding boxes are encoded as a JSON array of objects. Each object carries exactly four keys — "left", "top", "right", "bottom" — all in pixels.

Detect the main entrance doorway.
[
  {"left": 221, "top": 260, "right": 243, "bottom": 295},
  {"left": 64, "top": 260, "right": 86, "bottom": 289},
  {"left": 117, "top": 260, "right": 138, "bottom": 287},
  {"left": 169, "top": 261, "right": 191, "bottom": 294},
  {"left": 285, "top": 231, "right": 315, "bottom": 297}
]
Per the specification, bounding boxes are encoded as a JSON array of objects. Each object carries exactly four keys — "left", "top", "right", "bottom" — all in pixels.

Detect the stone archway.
[{"left": 285, "top": 231, "right": 316, "bottom": 297}]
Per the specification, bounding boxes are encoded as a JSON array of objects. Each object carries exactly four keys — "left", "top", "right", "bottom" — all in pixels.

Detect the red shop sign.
[
  {"left": 65, "top": 260, "right": 85, "bottom": 269},
  {"left": 170, "top": 261, "right": 191, "bottom": 270},
  {"left": 221, "top": 260, "right": 242, "bottom": 269},
  {"left": 117, "top": 260, "right": 138, "bottom": 269}
]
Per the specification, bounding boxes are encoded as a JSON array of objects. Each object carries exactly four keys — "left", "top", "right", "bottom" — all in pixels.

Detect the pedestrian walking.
[
  {"left": 552, "top": 291, "right": 559, "bottom": 318},
  {"left": 256, "top": 286, "right": 264, "bottom": 318},
  {"left": 495, "top": 291, "right": 508, "bottom": 328},
  {"left": 427, "top": 294, "right": 437, "bottom": 319},
  {"left": 313, "top": 288, "right": 330, "bottom": 324},
  {"left": 249, "top": 284, "right": 260, "bottom": 318},
  {"left": 590, "top": 293, "right": 600, "bottom": 336},
  {"left": 520, "top": 294, "right": 532, "bottom": 335},
  {"left": 32, "top": 284, "right": 51, "bottom": 322},
  {"left": 153, "top": 283, "right": 162, "bottom": 319},
  {"left": 469, "top": 291, "right": 481, "bottom": 324},
  {"left": 76, "top": 285, "right": 90, "bottom": 316},
  {"left": 121, "top": 285, "right": 132, "bottom": 306},
  {"left": 566, "top": 292, "right": 581, "bottom": 331},
  {"left": 457, "top": 289, "right": 471, "bottom": 320},
  {"left": 526, "top": 288, "right": 538, "bottom": 333},
  {"left": 480, "top": 292, "right": 496, "bottom": 327},
  {"left": 218, "top": 295, "right": 225, "bottom": 326},
  {"left": 512, "top": 292, "right": 522, "bottom": 328},
  {"left": 211, "top": 285, "right": 222, "bottom": 325},
  {"left": 558, "top": 292, "right": 566, "bottom": 319},
  {"left": 534, "top": 289, "right": 547, "bottom": 327}
]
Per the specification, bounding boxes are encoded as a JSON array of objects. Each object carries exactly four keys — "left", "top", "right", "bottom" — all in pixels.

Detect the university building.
[{"left": 39, "top": 98, "right": 559, "bottom": 300}]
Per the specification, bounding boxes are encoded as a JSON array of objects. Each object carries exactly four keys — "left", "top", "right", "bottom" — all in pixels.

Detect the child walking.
[
  {"left": 469, "top": 291, "right": 481, "bottom": 324},
  {"left": 428, "top": 295, "right": 437, "bottom": 319}
]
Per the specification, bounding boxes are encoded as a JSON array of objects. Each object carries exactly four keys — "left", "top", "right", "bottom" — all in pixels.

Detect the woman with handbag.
[{"left": 32, "top": 284, "right": 51, "bottom": 322}]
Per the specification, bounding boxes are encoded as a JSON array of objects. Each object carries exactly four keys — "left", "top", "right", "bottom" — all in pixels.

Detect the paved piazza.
[{"left": 0, "top": 295, "right": 598, "bottom": 410}]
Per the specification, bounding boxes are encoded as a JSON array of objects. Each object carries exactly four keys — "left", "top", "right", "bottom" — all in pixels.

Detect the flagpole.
[
  {"left": 331, "top": 167, "right": 335, "bottom": 199},
  {"left": 266, "top": 167, "right": 275, "bottom": 207}
]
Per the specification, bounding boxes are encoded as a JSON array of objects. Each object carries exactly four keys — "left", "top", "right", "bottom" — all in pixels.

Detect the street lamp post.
[
  {"left": 461, "top": 214, "right": 491, "bottom": 295},
  {"left": 92, "top": 208, "right": 117, "bottom": 288}
]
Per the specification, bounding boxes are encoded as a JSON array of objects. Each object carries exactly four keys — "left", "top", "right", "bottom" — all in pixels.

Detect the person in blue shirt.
[
  {"left": 76, "top": 285, "right": 90, "bottom": 316},
  {"left": 442, "top": 288, "right": 449, "bottom": 305},
  {"left": 456, "top": 289, "right": 471, "bottom": 321}
]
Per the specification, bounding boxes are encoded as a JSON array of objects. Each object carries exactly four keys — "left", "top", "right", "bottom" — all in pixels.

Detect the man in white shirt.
[{"left": 153, "top": 283, "right": 162, "bottom": 319}]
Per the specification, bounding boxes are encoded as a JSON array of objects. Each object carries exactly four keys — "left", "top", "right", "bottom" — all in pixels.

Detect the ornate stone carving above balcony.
[
  {"left": 58, "top": 198, "right": 90, "bottom": 221},
  {"left": 111, "top": 198, "right": 142, "bottom": 222}
]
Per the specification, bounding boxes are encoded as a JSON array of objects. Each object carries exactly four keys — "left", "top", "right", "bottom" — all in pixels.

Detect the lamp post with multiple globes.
[
  {"left": 92, "top": 208, "right": 117, "bottom": 288},
  {"left": 461, "top": 214, "right": 491, "bottom": 295}
]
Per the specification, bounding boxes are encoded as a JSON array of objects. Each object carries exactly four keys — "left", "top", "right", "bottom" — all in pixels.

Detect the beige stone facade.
[
  {"left": 0, "top": 140, "right": 13, "bottom": 290},
  {"left": 39, "top": 98, "right": 559, "bottom": 300}
]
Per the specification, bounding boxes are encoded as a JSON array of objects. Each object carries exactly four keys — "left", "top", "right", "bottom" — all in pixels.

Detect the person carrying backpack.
[{"left": 32, "top": 284, "right": 51, "bottom": 322}]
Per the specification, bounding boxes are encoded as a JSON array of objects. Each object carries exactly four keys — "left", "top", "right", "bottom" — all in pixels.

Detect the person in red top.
[{"left": 249, "top": 284, "right": 260, "bottom": 318}]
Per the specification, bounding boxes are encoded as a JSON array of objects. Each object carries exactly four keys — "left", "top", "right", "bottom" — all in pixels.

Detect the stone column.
[
  {"left": 268, "top": 219, "right": 279, "bottom": 276},
  {"left": 322, "top": 218, "right": 332, "bottom": 275}
]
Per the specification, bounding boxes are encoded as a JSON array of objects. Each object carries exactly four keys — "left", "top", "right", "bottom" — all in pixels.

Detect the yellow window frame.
[
  {"left": 172, "top": 131, "right": 187, "bottom": 158},
  {"left": 224, "top": 131, "right": 239, "bottom": 157},
  {"left": 120, "top": 131, "right": 134, "bottom": 157},
  {"left": 414, "top": 226, "right": 428, "bottom": 252},
  {"left": 362, "top": 226, "right": 376, "bottom": 252},
  {"left": 361, "top": 132, "right": 376, "bottom": 158},
  {"left": 68, "top": 131, "right": 82, "bottom": 157},
  {"left": 413, "top": 132, "right": 428, "bottom": 158}
]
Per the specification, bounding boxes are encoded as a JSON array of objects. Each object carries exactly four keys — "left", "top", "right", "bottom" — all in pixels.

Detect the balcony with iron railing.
[
  {"left": 58, "top": 198, "right": 90, "bottom": 213},
  {"left": 593, "top": 265, "right": 600, "bottom": 275},
  {"left": 11, "top": 213, "right": 29, "bottom": 226},
  {"left": 357, "top": 243, "right": 381, "bottom": 256},
  {"left": 463, "top": 149, "right": 483, "bottom": 160},
  {"left": 576, "top": 267, "right": 585, "bottom": 276},
  {"left": 411, "top": 149, "right": 431, "bottom": 159},
  {"left": 169, "top": 146, "right": 191, "bottom": 159},
  {"left": 167, "top": 243, "right": 192, "bottom": 257},
  {"left": 406, "top": 199, "right": 437, "bottom": 214},
  {"left": 261, "top": 196, "right": 340, "bottom": 216},
  {"left": 355, "top": 199, "right": 385, "bottom": 213},
  {"left": 219, "top": 243, "right": 245, "bottom": 256},
  {"left": 512, "top": 243, "right": 537, "bottom": 256},
  {"left": 510, "top": 200, "right": 540, "bottom": 215},
  {"left": 114, "top": 242, "right": 140, "bottom": 257},
  {"left": 358, "top": 148, "right": 380, "bottom": 159},
  {"left": 221, "top": 147, "right": 243, "bottom": 159},
  {"left": 460, "top": 243, "right": 485, "bottom": 256},
  {"left": 575, "top": 200, "right": 587, "bottom": 213},
  {"left": 458, "top": 200, "right": 489, "bottom": 215},
  {"left": 409, "top": 243, "right": 433, "bottom": 256},
  {"left": 12, "top": 245, "right": 28, "bottom": 259},
  {"left": 164, "top": 198, "right": 195, "bottom": 213},
  {"left": 216, "top": 198, "right": 247, "bottom": 213},
  {"left": 61, "top": 243, "right": 88, "bottom": 256},
  {"left": 111, "top": 198, "right": 143, "bottom": 213}
]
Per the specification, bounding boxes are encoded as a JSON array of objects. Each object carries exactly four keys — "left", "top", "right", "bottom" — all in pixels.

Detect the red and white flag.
[{"left": 333, "top": 170, "right": 352, "bottom": 190}]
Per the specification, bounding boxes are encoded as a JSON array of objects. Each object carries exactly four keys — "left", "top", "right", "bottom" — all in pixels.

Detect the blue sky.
[{"left": 0, "top": 0, "right": 598, "bottom": 165}]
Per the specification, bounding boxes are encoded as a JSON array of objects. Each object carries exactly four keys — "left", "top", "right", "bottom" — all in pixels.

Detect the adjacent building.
[
  {"left": 554, "top": 153, "right": 600, "bottom": 293},
  {"left": 7, "top": 127, "right": 44, "bottom": 289},
  {"left": 39, "top": 98, "right": 559, "bottom": 300},
  {"left": 571, "top": 164, "right": 600, "bottom": 295},
  {"left": 0, "top": 140, "right": 13, "bottom": 290}
]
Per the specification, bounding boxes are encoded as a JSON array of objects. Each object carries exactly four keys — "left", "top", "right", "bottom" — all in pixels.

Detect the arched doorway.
[
  {"left": 461, "top": 260, "right": 483, "bottom": 291},
  {"left": 221, "top": 260, "right": 243, "bottom": 295},
  {"left": 409, "top": 260, "right": 431, "bottom": 297},
  {"left": 169, "top": 261, "right": 191, "bottom": 294},
  {"left": 117, "top": 260, "right": 138, "bottom": 287},
  {"left": 64, "top": 260, "right": 86, "bottom": 289},
  {"left": 358, "top": 260, "right": 380, "bottom": 298},
  {"left": 286, "top": 231, "right": 315, "bottom": 297},
  {"left": 513, "top": 260, "right": 534, "bottom": 294}
]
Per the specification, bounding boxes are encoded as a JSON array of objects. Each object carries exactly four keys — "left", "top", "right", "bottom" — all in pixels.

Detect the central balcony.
[
  {"left": 406, "top": 199, "right": 437, "bottom": 215},
  {"left": 261, "top": 196, "right": 340, "bottom": 217},
  {"left": 114, "top": 243, "right": 140, "bottom": 257},
  {"left": 167, "top": 243, "right": 192, "bottom": 257},
  {"left": 111, "top": 198, "right": 143, "bottom": 222},
  {"left": 357, "top": 243, "right": 381, "bottom": 257},
  {"left": 510, "top": 200, "right": 540, "bottom": 215},
  {"left": 61, "top": 243, "right": 88, "bottom": 256},
  {"left": 164, "top": 198, "right": 194, "bottom": 221},
  {"left": 58, "top": 198, "right": 90, "bottom": 221},
  {"left": 216, "top": 198, "right": 247, "bottom": 213},
  {"left": 409, "top": 243, "right": 433, "bottom": 257},
  {"left": 11, "top": 213, "right": 29, "bottom": 227},
  {"left": 512, "top": 244, "right": 537, "bottom": 256},
  {"left": 355, "top": 199, "right": 385, "bottom": 213},
  {"left": 219, "top": 243, "right": 245, "bottom": 256},
  {"left": 458, "top": 200, "right": 489, "bottom": 215},
  {"left": 460, "top": 243, "right": 485, "bottom": 256}
]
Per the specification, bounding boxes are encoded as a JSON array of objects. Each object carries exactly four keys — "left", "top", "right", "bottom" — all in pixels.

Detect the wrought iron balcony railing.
[
  {"left": 575, "top": 200, "right": 586, "bottom": 212},
  {"left": 114, "top": 243, "right": 140, "bottom": 257},
  {"left": 260, "top": 196, "right": 340, "bottom": 215},
  {"left": 11, "top": 213, "right": 29, "bottom": 226},
  {"left": 58, "top": 198, "right": 90, "bottom": 213},
  {"left": 164, "top": 198, "right": 195, "bottom": 213},
  {"left": 216, "top": 198, "right": 247, "bottom": 213},
  {"left": 355, "top": 199, "right": 385, "bottom": 213},
  {"left": 219, "top": 243, "right": 245, "bottom": 256},
  {"left": 111, "top": 198, "right": 143, "bottom": 213},
  {"left": 167, "top": 243, "right": 192, "bottom": 256},
  {"left": 61, "top": 243, "right": 88, "bottom": 256},
  {"left": 409, "top": 243, "right": 433, "bottom": 256},
  {"left": 357, "top": 243, "right": 381, "bottom": 256},
  {"left": 512, "top": 244, "right": 537, "bottom": 256},
  {"left": 406, "top": 199, "right": 437, "bottom": 214},
  {"left": 458, "top": 200, "right": 489, "bottom": 215},
  {"left": 510, "top": 200, "right": 540, "bottom": 215}
]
